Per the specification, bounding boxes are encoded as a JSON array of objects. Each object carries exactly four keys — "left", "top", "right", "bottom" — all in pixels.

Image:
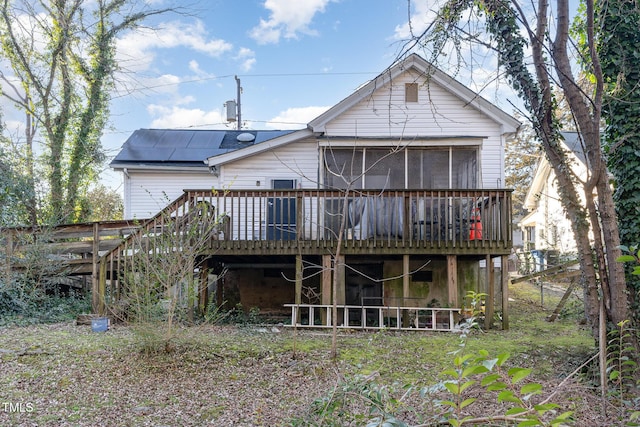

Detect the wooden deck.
[
  {"left": 2, "top": 188, "right": 512, "bottom": 323},
  {"left": 2, "top": 220, "right": 145, "bottom": 280}
]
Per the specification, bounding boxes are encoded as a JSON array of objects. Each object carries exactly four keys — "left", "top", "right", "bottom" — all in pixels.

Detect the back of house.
[{"left": 108, "top": 53, "right": 519, "bottom": 329}]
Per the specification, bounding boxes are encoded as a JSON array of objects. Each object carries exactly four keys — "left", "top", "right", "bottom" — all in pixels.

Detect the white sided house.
[
  {"left": 109, "top": 53, "right": 520, "bottom": 330},
  {"left": 518, "top": 132, "right": 586, "bottom": 268}
]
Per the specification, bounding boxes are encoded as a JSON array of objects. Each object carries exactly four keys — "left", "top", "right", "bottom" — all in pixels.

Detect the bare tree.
[
  {"left": 114, "top": 200, "right": 224, "bottom": 353},
  {"left": 398, "top": 0, "right": 628, "bottom": 343},
  {"left": 0, "top": 0, "right": 173, "bottom": 225}
]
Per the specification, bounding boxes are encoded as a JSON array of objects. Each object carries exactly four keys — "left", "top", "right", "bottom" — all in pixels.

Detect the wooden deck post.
[
  {"left": 295, "top": 255, "right": 303, "bottom": 323},
  {"left": 96, "top": 259, "right": 107, "bottom": 315},
  {"left": 321, "top": 255, "right": 331, "bottom": 324},
  {"left": 485, "top": 255, "right": 495, "bottom": 329},
  {"left": 296, "top": 193, "right": 304, "bottom": 240},
  {"left": 402, "top": 255, "right": 410, "bottom": 327},
  {"left": 447, "top": 255, "right": 458, "bottom": 307},
  {"left": 295, "top": 255, "right": 303, "bottom": 305},
  {"left": 91, "top": 223, "right": 99, "bottom": 313},
  {"left": 199, "top": 261, "right": 209, "bottom": 315},
  {"left": 501, "top": 255, "right": 509, "bottom": 330}
]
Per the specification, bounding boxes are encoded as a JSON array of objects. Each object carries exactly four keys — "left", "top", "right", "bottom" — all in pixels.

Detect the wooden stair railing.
[{"left": 95, "top": 191, "right": 196, "bottom": 314}]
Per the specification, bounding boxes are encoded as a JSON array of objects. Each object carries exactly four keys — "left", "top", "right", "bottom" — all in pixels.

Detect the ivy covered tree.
[
  {"left": 0, "top": 142, "right": 34, "bottom": 227},
  {"left": 599, "top": 0, "right": 640, "bottom": 314},
  {"left": 0, "top": 0, "right": 171, "bottom": 225},
  {"left": 400, "top": 0, "right": 629, "bottom": 341}
]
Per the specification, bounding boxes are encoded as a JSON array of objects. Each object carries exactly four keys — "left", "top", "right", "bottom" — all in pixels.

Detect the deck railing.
[
  {"left": 182, "top": 188, "right": 512, "bottom": 249},
  {"left": 284, "top": 303, "right": 462, "bottom": 331}
]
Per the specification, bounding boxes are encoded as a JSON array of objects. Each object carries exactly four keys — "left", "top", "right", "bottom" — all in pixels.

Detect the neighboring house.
[
  {"left": 518, "top": 132, "right": 584, "bottom": 268},
  {"left": 108, "top": 53, "right": 520, "bottom": 329}
]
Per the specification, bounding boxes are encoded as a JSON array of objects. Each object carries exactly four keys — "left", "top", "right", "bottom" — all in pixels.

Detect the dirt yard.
[{"left": 0, "top": 283, "right": 625, "bottom": 426}]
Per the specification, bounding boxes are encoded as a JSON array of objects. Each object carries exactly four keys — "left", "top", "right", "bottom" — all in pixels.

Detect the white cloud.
[
  {"left": 152, "top": 73, "right": 182, "bottom": 88},
  {"left": 147, "top": 105, "right": 229, "bottom": 129},
  {"left": 236, "top": 48, "right": 256, "bottom": 72},
  {"left": 187, "top": 60, "right": 219, "bottom": 80},
  {"left": 266, "top": 106, "right": 330, "bottom": 129},
  {"left": 156, "top": 21, "right": 233, "bottom": 56},
  {"left": 250, "top": 0, "right": 333, "bottom": 44},
  {"left": 116, "top": 20, "right": 232, "bottom": 72},
  {"left": 188, "top": 60, "right": 202, "bottom": 74},
  {"left": 393, "top": 0, "right": 440, "bottom": 40}
]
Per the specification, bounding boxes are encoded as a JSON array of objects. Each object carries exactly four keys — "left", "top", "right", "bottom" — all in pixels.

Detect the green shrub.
[
  {"left": 0, "top": 277, "right": 90, "bottom": 326},
  {"left": 293, "top": 306, "right": 575, "bottom": 426}
]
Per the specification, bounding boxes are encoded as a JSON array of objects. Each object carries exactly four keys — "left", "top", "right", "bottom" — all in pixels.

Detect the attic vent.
[
  {"left": 237, "top": 132, "right": 256, "bottom": 142},
  {"left": 405, "top": 83, "right": 418, "bottom": 102}
]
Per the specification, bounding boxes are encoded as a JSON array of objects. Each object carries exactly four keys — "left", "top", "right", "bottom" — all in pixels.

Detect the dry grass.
[{"left": 0, "top": 280, "right": 625, "bottom": 426}]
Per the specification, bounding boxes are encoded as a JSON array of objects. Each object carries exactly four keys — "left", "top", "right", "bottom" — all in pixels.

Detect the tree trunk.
[{"left": 553, "top": 0, "right": 627, "bottom": 329}]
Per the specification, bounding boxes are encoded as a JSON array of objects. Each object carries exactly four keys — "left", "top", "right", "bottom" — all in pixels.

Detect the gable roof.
[
  {"left": 308, "top": 53, "right": 520, "bottom": 134},
  {"left": 110, "top": 129, "right": 296, "bottom": 170},
  {"left": 203, "top": 53, "right": 520, "bottom": 168}
]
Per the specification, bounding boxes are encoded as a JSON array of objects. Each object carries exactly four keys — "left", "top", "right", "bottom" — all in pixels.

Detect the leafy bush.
[
  {"left": 294, "top": 304, "right": 575, "bottom": 426},
  {"left": 0, "top": 277, "right": 90, "bottom": 326},
  {"left": 0, "top": 227, "right": 90, "bottom": 326},
  {"left": 223, "top": 303, "right": 263, "bottom": 325},
  {"left": 114, "top": 200, "right": 233, "bottom": 353}
]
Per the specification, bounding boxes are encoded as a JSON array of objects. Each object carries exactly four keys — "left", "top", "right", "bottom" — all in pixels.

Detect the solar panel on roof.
[
  {"left": 124, "top": 130, "right": 162, "bottom": 147},
  {"left": 127, "top": 147, "right": 176, "bottom": 162},
  {"left": 169, "top": 148, "right": 227, "bottom": 161},
  {"left": 254, "top": 130, "right": 293, "bottom": 143},
  {"left": 187, "top": 131, "right": 225, "bottom": 148},
  {"left": 156, "top": 131, "right": 193, "bottom": 148},
  {"left": 111, "top": 128, "right": 299, "bottom": 165}
]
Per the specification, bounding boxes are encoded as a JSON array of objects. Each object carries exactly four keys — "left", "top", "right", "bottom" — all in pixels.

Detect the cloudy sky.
[
  {"left": 108, "top": 1, "right": 441, "bottom": 132},
  {"left": 3, "top": 0, "right": 514, "bottom": 190}
]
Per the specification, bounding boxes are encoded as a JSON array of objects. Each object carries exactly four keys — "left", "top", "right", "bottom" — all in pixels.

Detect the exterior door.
[{"left": 267, "top": 179, "right": 297, "bottom": 240}]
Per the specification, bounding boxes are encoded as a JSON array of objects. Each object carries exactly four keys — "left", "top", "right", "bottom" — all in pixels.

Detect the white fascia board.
[
  {"left": 205, "top": 128, "right": 313, "bottom": 167},
  {"left": 111, "top": 164, "right": 211, "bottom": 173},
  {"left": 523, "top": 158, "right": 551, "bottom": 211}
]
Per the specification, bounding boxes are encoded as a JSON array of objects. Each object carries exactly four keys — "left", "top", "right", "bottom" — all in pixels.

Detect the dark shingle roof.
[{"left": 110, "top": 129, "right": 296, "bottom": 168}]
